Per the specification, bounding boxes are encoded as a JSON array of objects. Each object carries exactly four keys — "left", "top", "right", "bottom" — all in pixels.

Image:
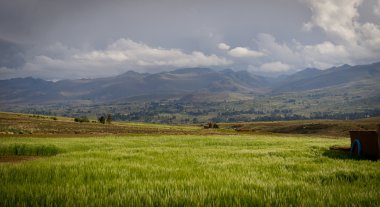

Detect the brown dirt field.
[
  {"left": 1, "top": 112, "right": 379, "bottom": 138},
  {"left": 0, "top": 155, "right": 40, "bottom": 163},
  {"left": 220, "top": 117, "right": 380, "bottom": 137},
  {"left": 0, "top": 112, "right": 236, "bottom": 137}
]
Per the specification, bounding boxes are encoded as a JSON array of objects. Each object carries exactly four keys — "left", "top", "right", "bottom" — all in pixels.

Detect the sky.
[{"left": 0, "top": 0, "right": 380, "bottom": 80}]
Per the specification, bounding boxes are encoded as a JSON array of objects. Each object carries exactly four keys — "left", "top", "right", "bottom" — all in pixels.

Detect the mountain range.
[{"left": 1, "top": 62, "right": 380, "bottom": 105}]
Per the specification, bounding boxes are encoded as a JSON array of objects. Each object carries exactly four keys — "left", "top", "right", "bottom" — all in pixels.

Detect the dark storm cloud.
[
  {"left": 0, "top": 0, "right": 311, "bottom": 48},
  {"left": 0, "top": 0, "right": 379, "bottom": 80},
  {"left": 0, "top": 39, "right": 26, "bottom": 68}
]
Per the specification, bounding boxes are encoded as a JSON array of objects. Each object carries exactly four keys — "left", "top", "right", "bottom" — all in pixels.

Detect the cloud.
[
  {"left": 261, "top": 61, "right": 290, "bottom": 72},
  {"left": 302, "top": 41, "right": 350, "bottom": 68},
  {"left": 374, "top": 0, "right": 380, "bottom": 16},
  {"left": 227, "top": 47, "right": 265, "bottom": 58},
  {"left": 0, "top": 39, "right": 232, "bottom": 80},
  {"left": 218, "top": 43, "right": 230, "bottom": 50},
  {"left": 255, "top": 33, "right": 301, "bottom": 66},
  {"left": 0, "top": 38, "right": 26, "bottom": 68},
  {"left": 304, "top": 0, "right": 362, "bottom": 43},
  {"left": 247, "top": 0, "right": 380, "bottom": 73},
  {"left": 0, "top": 66, "right": 18, "bottom": 78},
  {"left": 303, "top": 0, "right": 380, "bottom": 63},
  {"left": 75, "top": 39, "right": 232, "bottom": 68},
  {"left": 251, "top": 33, "right": 352, "bottom": 71},
  {"left": 248, "top": 61, "right": 291, "bottom": 73},
  {"left": 1, "top": 0, "right": 379, "bottom": 79}
]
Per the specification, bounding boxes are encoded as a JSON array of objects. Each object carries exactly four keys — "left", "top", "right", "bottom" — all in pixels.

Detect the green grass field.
[
  {"left": 1, "top": 134, "right": 380, "bottom": 206},
  {"left": 1, "top": 112, "right": 380, "bottom": 206}
]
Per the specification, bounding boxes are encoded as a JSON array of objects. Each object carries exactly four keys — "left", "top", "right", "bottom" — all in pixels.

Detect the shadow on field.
[
  {"left": 0, "top": 144, "right": 63, "bottom": 163},
  {"left": 0, "top": 155, "right": 40, "bottom": 163},
  {"left": 322, "top": 149, "right": 364, "bottom": 161}
]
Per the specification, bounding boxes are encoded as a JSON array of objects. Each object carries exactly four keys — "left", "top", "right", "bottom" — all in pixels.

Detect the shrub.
[
  {"left": 98, "top": 116, "right": 105, "bottom": 124},
  {"left": 106, "top": 114, "right": 112, "bottom": 124},
  {"left": 74, "top": 117, "right": 89, "bottom": 123}
]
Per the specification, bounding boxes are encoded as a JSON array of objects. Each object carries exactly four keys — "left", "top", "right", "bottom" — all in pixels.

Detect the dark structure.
[
  {"left": 349, "top": 125, "right": 380, "bottom": 160},
  {"left": 203, "top": 122, "right": 219, "bottom": 129}
]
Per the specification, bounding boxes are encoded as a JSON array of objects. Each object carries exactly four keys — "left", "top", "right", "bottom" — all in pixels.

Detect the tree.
[
  {"left": 98, "top": 116, "right": 105, "bottom": 124},
  {"left": 106, "top": 114, "right": 112, "bottom": 124},
  {"left": 74, "top": 116, "right": 89, "bottom": 123}
]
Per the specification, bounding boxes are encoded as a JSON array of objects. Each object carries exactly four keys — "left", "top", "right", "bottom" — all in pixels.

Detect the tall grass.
[
  {"left": 0, "top": 135, "right": 379, "bottom": 206},
  {"left": 0, "top": 144, "right": 61, "bottom": 156}
]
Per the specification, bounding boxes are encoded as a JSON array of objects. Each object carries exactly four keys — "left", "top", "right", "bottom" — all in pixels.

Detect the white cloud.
[
  {"left": 247, "top": 0, "right": 380, "bottom": 73},
  {"left": 260, "top": 61, "right": 291, "bottom": 72},
  {"left": 304, "top": 0, "right": 380, "bottom": 52},
  {"left": 227, "top": 47, "right": 265, "bottom": 58},
  {"left": 304, "top": 0, "right": 362, "bottom": 43},
  {"left": 302, "top": 0, "right": 380, "bottom": 64},
  {"left": 359, "top": 22, "right": 380, "bottom": 52},
  {"left": 218, "top": 43, "right": 230, "bottom": 50},
  {"left": 0, "top": 67, "right": 18, "bottom": 78},
  {"left": 374, "top": 0, "right": 380, "bottom": 16},
  {"left": 251, "top": 33, "right": 353, "bottom": 71},
  {"left": 255, "top": 33, "right": 301, "bottom": 66},
  {"left": 302, "top": 22, "right": 313, "bottom": 32},
  {"left": 75, "top": 39, "right": 232, "bottom": 68},
  {"left": 247, "top": 61, "right": 291, "bottom": 75},
  {"left": 1, "top": 39, "right": 232, "bottom": 80}
]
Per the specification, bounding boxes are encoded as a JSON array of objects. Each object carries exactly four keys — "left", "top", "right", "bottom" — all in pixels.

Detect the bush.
[
  {"left": 98, "top": 116, "right": 105, "bottom": 124},
  {"left": 203, "top": 122, "right": 219, "bottom": 129},
  {"left": 74, "top": 117, "right": 89, "bottom": 123},
  {"left": 106, "top": 114, "right": 112, "bottom": 124}
]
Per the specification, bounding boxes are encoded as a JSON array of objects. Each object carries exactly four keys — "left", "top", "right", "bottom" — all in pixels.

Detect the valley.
[{"left": 1, "top": 62, "right": 380, "bottom": 124}]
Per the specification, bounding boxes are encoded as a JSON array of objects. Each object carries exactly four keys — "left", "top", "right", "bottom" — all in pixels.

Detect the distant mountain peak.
[
  {"left": 0, "top": 62, "right": 379, "bottom": 104},
  {"left": 331, "top": 64, "right": 351, "bottom": 71},
  {"left": 119, "top": 70, "right": 141, "bottom": 75},
  {"left": 274, "top": 61, "right": 380, "bottom": 92},
  {"left": 117, "top": 70, "right": 146, "bottom": 78},
  {"left": 279, "top": 67, "right": 323, "bottom": 84},
  {"left": 221, "top": 69, "right": 234, "bottom": 73},
  {"left": 302, "top": 67, "right": 320, "bottom": 72},
  {"left": 171, "top": 67, "right": 214, "bottom": 74}
]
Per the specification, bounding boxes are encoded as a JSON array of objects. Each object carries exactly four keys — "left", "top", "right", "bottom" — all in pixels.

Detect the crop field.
[{"left": 1, "top": 112, "right": 380, "bottom": 206}]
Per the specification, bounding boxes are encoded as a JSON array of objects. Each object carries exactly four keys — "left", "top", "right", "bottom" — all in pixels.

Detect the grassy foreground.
[{"left": 1, "top": 134, "right": 379, "bottom": 206}]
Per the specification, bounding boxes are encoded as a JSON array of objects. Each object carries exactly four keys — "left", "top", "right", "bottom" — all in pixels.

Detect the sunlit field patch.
[{"left": 1, "top": 134, "right": 379, "bottom": 206}]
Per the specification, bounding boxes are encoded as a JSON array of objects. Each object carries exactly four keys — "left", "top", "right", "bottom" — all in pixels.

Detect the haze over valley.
[{"left": 1, "top": 62, "right": 379, "bottom": 123}]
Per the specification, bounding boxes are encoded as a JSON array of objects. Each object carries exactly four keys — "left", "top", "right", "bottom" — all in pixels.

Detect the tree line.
[{"left": 74, "top": 114, "right": 112, "bottom": 124}]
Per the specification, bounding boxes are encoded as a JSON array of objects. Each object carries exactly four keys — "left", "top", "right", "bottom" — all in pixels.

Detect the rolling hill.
[
  {"left": 0, "top": 62, "right": 379, "bottom": 105},
  {"left": 274, "top": 62, "right": 380, "bottom": 92},
  {"left": 0, "top": 67, "right": 269, "bottom": 104}
]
